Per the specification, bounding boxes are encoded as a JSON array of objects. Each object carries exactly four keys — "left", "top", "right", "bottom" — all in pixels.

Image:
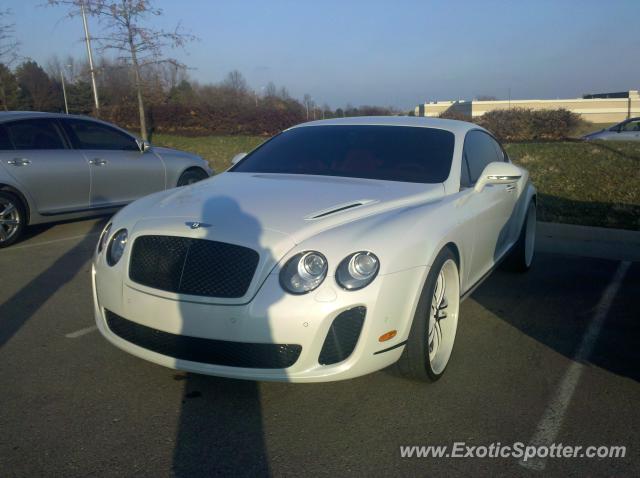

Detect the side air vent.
[{"left": 306, "top": 199, "right": 375, "bottom": 220}]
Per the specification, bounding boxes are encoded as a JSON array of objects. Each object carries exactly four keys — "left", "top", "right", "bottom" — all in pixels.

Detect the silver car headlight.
[
  {"left": 107, "top": 229, "right": 128, "bottom": 266},
  {"left": 97, "top": 223, "right": 112, "bottom": 254},
  {"left": 336, "top": 252, "right": 379, "bottom": 290},
  {"left": 280, "top": 251, "right": 328, "bottom": 294}
]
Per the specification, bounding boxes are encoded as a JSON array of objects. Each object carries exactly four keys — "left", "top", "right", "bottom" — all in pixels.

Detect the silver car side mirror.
[
  {"left": 231, "top": 152, "right": 247, "bottom": 165},
  {"left": 137, "top": 139, "right": 152, "bottom": 153},
  {"left": 475, "top": 161, "right": 522, "bottom": 193}
]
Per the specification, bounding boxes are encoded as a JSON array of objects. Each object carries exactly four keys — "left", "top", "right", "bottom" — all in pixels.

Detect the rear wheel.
[
  {"left": 0, "top": 191, "right": 26, "bottom": 248},
  {"left": 398, "top": 248, "right": 460, "bottom": 381},
  {"left": 177, "top": 168, "right": 209, "bottom": 187}
]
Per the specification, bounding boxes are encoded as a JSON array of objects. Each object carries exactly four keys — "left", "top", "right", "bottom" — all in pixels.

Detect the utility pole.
[
  {"left": 80, "top": 0, "right": 100, "bottom": 115},
  {"left": 60, "top": 70, "right": 69, "bottom": 114}
]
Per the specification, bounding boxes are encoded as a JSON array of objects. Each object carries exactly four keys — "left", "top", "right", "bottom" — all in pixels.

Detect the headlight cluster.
[
  {"left": 279, "top": 251, "right": 328, "bottom": 294},
  {"left": 280, "top": 250, "right": 379, "bottom": 294},
  {"left": 98, "top": 227, "right": 128, "bottom": 266},
  {"left": 97, "top": 223, "right": 112, "bottom": 253},
  {"left": 336, "top": 252, "right": 380, "bottom": 290}
]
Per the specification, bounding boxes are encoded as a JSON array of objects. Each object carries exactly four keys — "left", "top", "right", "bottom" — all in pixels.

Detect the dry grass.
[{"left": 505, "top": 141, "right": 639, "bottom": 230}]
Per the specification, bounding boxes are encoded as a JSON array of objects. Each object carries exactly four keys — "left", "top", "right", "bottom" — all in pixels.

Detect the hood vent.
[{"left": 306, "top": 199, "right": 376, "bottom": 220}]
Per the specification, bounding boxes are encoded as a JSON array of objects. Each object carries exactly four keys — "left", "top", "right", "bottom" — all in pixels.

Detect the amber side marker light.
[{"left": 378, "top": 330, "right": 397, "bottom": 342}]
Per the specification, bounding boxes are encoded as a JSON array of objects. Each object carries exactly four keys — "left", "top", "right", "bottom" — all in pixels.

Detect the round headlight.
[
  {"left": 107, "top": 229, "right": 128, "bottom": 266},
  {"left": 336, "top": 252, "right": 379, "bottom": 290},
  {"left": 97, "top": 223, "right": 112, "bottom": 253},
  {"left": 280, "top": 251, "right": 328, "bottom": 294}
]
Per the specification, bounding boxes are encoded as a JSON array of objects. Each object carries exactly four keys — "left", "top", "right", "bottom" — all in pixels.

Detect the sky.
[{"left": 5, "top": 0, "right": 640, "bottom": 109}]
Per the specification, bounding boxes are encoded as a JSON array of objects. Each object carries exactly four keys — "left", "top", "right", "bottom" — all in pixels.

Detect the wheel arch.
[{"left": 176, "top": 166, "right": 210, "bottom": 186}]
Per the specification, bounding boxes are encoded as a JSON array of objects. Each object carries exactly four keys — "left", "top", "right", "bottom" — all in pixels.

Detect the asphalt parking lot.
[{"left": 0, "top": 218, "right": 638, "bottom": 477}]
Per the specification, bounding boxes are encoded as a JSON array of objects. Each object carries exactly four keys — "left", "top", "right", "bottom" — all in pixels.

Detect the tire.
[
  {"left": 177, "top": 168, "right": 209, "bottom": 187},
  {"left": 504, "top": 200, "right": 536, "bottom": 272},
  {"left": 397, "top": 248, "right": 460, "bottom": 382},
  {"left": 0, "top": 191, "right": 26, "bottom": 248}
]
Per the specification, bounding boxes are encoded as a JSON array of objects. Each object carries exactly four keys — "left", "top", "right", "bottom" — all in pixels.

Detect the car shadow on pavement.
[
  {"left": 472, "top": 252, "right": 639, "bottom": 382},
  {"left": 0, "top": 220, "right": 105, "bottom": 349}
]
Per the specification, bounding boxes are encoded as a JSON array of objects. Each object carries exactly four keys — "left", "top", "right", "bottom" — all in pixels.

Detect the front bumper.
[{"left": 93, "top": 263, "right": 427, "bottom": 382}]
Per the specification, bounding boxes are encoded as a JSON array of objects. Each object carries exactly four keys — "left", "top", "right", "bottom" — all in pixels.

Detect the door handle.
[
  {"left": 7, "top": 158, "right": 31, "bottom": 166},
  {"left": 505, "top": 184, "right": 516, "bottom": 192},
  {"left": 89, "top": 158, "right": 108, "bottom": 166}
]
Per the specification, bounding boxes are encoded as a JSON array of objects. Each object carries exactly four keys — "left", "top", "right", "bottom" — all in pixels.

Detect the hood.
[
  {"left": 141, "top": 172, "right": 443, "bottom": 244},
  {"left": 122, "top": 172, "right": 443, "bottom": 304}
]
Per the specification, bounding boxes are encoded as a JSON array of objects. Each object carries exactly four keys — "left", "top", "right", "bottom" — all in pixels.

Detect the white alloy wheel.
[
  {"left": 427, "top": 258, "right": 460, "bottom": 375},
  {"left": 524, "top": 202, "right": 536, "bottom": 268}
]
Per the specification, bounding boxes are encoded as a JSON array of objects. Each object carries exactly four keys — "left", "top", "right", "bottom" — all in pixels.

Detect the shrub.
[
  {"left": 475, "top": 108, "right": 583, "bottom": 141},
  {"left": 100, "top": 100, "right": 306, "bottom": 137},
  {"left": 438, "top": 109, "right": 471, "bottom": 121}
]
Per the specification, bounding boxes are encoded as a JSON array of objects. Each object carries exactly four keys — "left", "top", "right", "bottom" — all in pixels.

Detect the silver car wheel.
[
  {"left": 427, "top": 258, "right": 460, "bottom": 375},
  {"left": 0, "top": 197, "right": 21, "bottom": 244}
]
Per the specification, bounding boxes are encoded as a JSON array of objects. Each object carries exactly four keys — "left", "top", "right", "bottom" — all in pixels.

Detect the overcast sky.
[{"left": 7, "top": 0, "right": 640, "bottom": 109}]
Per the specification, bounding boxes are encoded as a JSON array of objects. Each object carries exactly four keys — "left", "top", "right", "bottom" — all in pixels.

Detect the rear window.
[
  {"left": 6, "top": 119, "right": 66, "bottom": 150},
  {"left": 0, "top": 126, "right": 12, "bottom": 150},
  {"left": 231, "top": 125, "right": 455, "bottom": 183}
]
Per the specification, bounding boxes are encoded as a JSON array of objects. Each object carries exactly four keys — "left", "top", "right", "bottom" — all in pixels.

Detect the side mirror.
[
  {"left": 474, "top": 161, "right": 522, "bottom": 193},
  {"left": 231, "top": 152, "right": 247, "bottom": 165},
  {"left": 137, "top": 139, "right": 152, "bottom": 153}
]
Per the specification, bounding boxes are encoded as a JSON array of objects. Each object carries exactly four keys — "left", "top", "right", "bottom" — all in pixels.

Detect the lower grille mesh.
[
  {"left": 318, "top": 307, "right": 366, "bottom": 365},
  {"left": 105, "top": 310, "right": 302, "bottom": 369}
]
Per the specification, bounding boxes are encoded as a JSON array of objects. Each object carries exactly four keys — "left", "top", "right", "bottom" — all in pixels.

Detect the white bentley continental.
[{"left": 92, "top": 117, "right": 536, "bottom": 382}]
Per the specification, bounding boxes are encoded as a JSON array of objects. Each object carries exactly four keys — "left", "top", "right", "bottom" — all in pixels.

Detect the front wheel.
[
  {"left": 0, "top": 191, "right": 26, "bottom": 248},
  {"left": 177, "top": 168, "right": 209, "bottom": 187},
  {"left": 397, "top": 248, "right": 460, "bottom": 381},
  {"left": 504, "top": 200, "right": 536, "bottom": 272}
]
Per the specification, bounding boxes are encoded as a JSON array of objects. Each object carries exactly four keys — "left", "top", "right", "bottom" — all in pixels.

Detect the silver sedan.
[
  {"left": 582, "top": 117, "right": 640, "bottom": 141},
  {"left": 0, "top": 112, "right": 212, "bottom": 247}
]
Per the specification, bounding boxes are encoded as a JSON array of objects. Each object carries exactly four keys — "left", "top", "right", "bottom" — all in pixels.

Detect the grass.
[
  {"left": 152, "top": 133, "right": 640, "bottom": 231},
  {"left": 152, "top": 133, "right": 265, "bottom": 173},
  {"left": 505, "top": 141, "right": 639, "bottom": 230}
]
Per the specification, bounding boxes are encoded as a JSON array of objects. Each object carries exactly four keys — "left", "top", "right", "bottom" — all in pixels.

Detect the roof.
[
  {"left": 0, "top": 111, "right": 137, "bottom": 138},
  {"left": 289, "top": 115, "right": 481, "bottom": 135},
  {"left": 0, "top": 111, "right": 98, "bottom": 123}
]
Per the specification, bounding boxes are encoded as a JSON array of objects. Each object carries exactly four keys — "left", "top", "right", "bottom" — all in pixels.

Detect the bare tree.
[
  {"left": 303, "top": 94, "right": 312, "bottom": 120},
  {"left": 49, "top": 0, "right": 196, "bottom": 141},
  {"left": 222, "top": 70, "right": 248, "bottom": 94},
  {"left": 0, "top": 8, "right": 19, "bottom": 66}
]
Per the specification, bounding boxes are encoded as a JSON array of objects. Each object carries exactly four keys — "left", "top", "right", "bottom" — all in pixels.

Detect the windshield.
[{"left": 230, "top": 125, "right": 455, "bottom": 183}]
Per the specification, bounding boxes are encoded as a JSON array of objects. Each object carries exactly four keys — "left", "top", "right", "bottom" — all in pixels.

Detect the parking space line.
[
  {"left": 65, "top": 325, "right": 98, "bottom": 339},
  {"left": 520, "top": 260, "right": 631, "bottom": 471},
  {"left": 3, "top": 233, "right": 101, "bottom": 251}
]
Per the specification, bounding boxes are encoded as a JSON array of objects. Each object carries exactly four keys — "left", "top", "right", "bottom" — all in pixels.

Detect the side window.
[
  {"left": 6, "top": 119, "right": 67, "bottom": 150},
  {"left": 622, "top": 120, "right": 640, "bottom": 132},
  {"left": 492, "top": 140, "right": 508, "bottom": 162},
  {"left": 463, "top": 130, "right": 501, "bottom": 184},
  {"left": 0, "top": 125, "right": 13, "bottom": 150},
  {"left": 460, "top": 154, "right": 471, "bottom": 188},
  {"left": 64, "top": 119, "right": 139, "bottom": 151}
]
